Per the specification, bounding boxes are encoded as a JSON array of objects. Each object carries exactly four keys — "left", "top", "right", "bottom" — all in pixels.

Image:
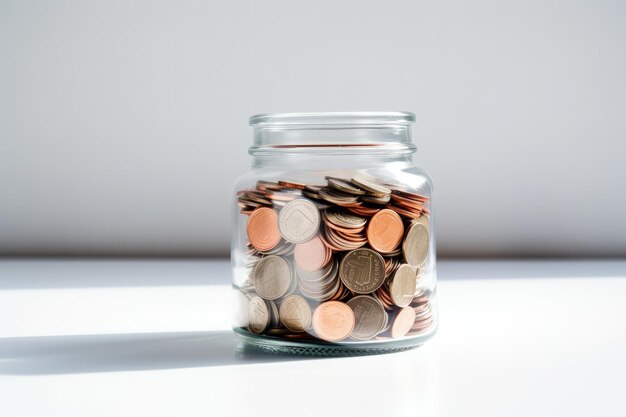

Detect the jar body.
[{"left": 231, "top": 113, "right": 437, "bottom": 356}]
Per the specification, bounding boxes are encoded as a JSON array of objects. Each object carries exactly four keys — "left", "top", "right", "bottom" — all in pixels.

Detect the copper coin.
[
  {"left": 367, "top": 209, "right": 404, "bottom": 253},
  {"left": 242, "top": 191, "right": 273, "bottom": 206},
  {"left": 390, "top": 193, "right": 425, "bottom": 210},
  {"left": 374, "top": 289, "right": 394, "bottom": 310},
  {"left": 391, "top": 188, "right": 429, "bottom": 202},
  {"left": 387, "top": 204, "right": 423, "bottom": 219},
  {"left": 238, "top": 196, "right": 262, "bottom": 207},
  {"left": 247, "top": 207, "right": 281, "bottom": 252},
  {"left": 390, "top": 306, "right": 416, "bottom": 338},
  {"left": 339, "top": 248, "right": 386, "bottom": 294},
  {"left": 377, "top": 285, "right": 394, "bottom": 306},
  {"left": 318, "top": 227, "right": 344, "bottom": 252},
  {"left": 325, "top": 227, "right": 367, "bottom": 251},
  {"left": 256, "top": 180, "right": 283, "bottom": 191},
  {"left": 294, "top": 236, "right": 328, "bottom": 272},
  {"left": 312, "top": 301, "right": 355, "bottom": 342},
  {"left": 346, "top": 206, "right": 380, "bottom": 217},
  {"left": 384, "top": 256, "right": 401, "bottom": 277},
  {"left": 278, "top": 180, "right": 306, "bottom": 190}
]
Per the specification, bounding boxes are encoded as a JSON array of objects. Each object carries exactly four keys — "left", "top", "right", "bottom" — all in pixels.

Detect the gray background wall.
[{"left": 1, "top": 0, "right": 625, "bottom": 257}]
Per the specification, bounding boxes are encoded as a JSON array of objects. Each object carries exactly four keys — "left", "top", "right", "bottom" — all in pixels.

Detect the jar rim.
[{"left": 249, "top": 111, "right": 416, "bottom": 127}]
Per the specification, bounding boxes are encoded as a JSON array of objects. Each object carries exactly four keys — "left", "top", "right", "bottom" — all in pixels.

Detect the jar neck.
[
  {"left": 252, "top": 152, "right": 416, "bottom": 170},
  {"left": 253, "top": 122, "right": 413, "bottom": 145},
  {"left": 251, "top": 125, "right": 415, "bottom": 158}
]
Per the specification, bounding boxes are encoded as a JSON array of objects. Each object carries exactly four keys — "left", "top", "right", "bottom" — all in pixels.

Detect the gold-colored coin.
[
  {"left": 253, "top": 255, "right": 292, "bottom": 300},
  {"left": 402, "top": 216, "right": 430, "bottom": 267},
  {"left": 279, "top": 295, "right": 312, "bottom": 332},
  {"left": 360, "top": 194, "right": 391, "bottom": 205},
  {"left": 389, "top": 264, "right": 417, "bottom": 307},
  {"left": 247, "top": 296, "right": 270, "bottom": 334},
  {"left": 347, "top": 295, "right": 387, "bottom": 340},
  {"left": 339, "top": 248, "right": 386, "bottom": 294}
]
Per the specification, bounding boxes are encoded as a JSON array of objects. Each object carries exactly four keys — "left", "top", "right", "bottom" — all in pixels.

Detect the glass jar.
[{"left": 231, "top": 112, "right": 437, "bottom": 356}]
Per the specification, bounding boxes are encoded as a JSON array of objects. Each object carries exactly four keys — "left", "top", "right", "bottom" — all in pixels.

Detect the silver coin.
[
  {"left": 317, "top": 273, "right": 342, "bottom": 301},
  {"left": 267, "top": 300, "right": 281, "bottom": 328},
  {"left": 253, "top": 255, "right": 292, "bottom": 300},
  {"left": 235, "top": 289, "right": 253, "bottom": 328},
  {"left": 347, "top": 295, "right": 387, "bottom": 340},
  {"left": 360, "top": 194, "right": 391, "bottom": 205},
  {"left": 389, "top": 264, "right": 417, "bottom": 307},
  {"left": 324, "top": 208, "right": 367, "bottom": 228},
  {"left": 351, "top": 176, "right": 391, "bottom": 197},
  {"left": 247, "top": 296, "right": 270, "bottom": 334},
  {"left": 278, "top": 199, "right": 321, "bottom": 243},
  {"left": 318, "top": 187, "right": 360, "bottom": 204},
  {"left": 327, "top": 178, "right": 366, "bottom": 195},
  {"left": 303, "top": 190, "right": 322, "bottom": 200},
  {"left": 403, "top": 216, "right": 430, "bottom": 267},
  {"left": 297, "top": 259, "right": 340, "bottom": 301},
  {"left": 279, "top": 295, "right": 312, "bottom": 332}
]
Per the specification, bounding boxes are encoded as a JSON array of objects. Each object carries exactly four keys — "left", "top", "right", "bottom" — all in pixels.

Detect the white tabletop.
[{"left": 1, "top": 259, "right": 625, "bottom": 417}]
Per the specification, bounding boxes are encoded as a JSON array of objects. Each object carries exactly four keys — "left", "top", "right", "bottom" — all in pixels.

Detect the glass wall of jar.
[{"left": 232, "top": 112, "right": 437, "bottom": 356}]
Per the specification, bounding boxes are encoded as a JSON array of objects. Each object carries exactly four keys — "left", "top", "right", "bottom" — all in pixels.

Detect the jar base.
[{"left": 233, "top": 327, "right": 433, "bottom": 357}]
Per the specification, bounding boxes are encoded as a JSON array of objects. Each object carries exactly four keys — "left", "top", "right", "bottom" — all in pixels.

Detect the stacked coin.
[
  {"left": 237, "top": 175, "right": 433, "bottom": 342},
  {"left": 321, "top": 208, "right": 368, "bottom": 251}
]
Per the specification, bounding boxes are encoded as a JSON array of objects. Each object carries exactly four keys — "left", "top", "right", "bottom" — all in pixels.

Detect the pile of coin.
[{"left": 237, "top": 175, "right": 434, "bottom": 342}]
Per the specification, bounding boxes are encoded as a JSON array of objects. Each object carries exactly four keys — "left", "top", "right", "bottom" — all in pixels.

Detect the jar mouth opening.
[
  {"left": 249, "top": 111, "right": 416, "bottom": 127},
  {"left": 249, "top": 112, "right": 416, "bottom": 155}
]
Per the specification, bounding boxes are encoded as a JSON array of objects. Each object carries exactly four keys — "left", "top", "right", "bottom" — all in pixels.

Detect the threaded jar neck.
[{"left": 249, "top": 112, "right": 417, "bottom": 157}]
